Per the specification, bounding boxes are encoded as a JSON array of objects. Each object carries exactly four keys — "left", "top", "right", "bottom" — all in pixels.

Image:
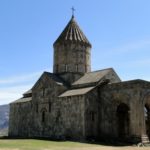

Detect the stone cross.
[{"left": 71, "top": 7, "right": 75, "bottom": 17}]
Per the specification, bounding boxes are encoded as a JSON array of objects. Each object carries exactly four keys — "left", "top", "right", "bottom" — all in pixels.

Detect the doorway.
[{"left": 117, "top": 103, "right": 130, "bottom": 138}]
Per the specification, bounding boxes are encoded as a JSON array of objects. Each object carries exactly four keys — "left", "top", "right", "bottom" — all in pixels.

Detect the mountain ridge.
[{"left": 0, "top": 104, "right": 9, "bottom": 136}]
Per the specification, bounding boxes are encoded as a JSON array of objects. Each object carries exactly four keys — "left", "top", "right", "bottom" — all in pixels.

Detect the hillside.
[{"left": 0, "top": 104, "right": 9, "bottom": 136}]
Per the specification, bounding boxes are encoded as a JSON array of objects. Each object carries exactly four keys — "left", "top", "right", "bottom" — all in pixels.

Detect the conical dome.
[{"left": 53, "top": 16, "right": 91, "bottom": 47}]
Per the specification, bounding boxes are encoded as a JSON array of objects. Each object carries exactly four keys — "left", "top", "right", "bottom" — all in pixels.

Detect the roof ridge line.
[{"left": 87, "top": 68, "right": 113, "bottom": 73}]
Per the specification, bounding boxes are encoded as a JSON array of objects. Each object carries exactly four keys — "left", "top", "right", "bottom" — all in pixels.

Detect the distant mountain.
[{"left": 0, "top": 104, "right": 9, "bottom": 136}]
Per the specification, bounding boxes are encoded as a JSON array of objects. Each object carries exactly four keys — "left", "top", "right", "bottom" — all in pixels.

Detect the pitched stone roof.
[
  {"left": 59, "top": 86, "right": 95, "bottom": 97},
  {"left": 11, "top": 72, "right": 69, "bottom": 104},
  {"left": 32, "top": 72, "right": 68, "bottom": 89},
  {"left": 72, "top": 68, "right": 114, "bottom": 87},
  {"left": 11, "top": 97, "right": 32, "bottom": 104},
  {"left": 23, "top": 89, "right": 32, "bottom": 95},
  {"left": 53, "top": 16, "right": 91, "bottom": 47},
  {"left": 44, "top": 72, "right": 67, "bottom": 85},
  {"left": 111, "top": 79, "right": 150, "bottom": 86}
]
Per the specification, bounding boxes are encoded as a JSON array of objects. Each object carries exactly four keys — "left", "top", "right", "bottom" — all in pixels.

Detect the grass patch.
[
  {"left": 0, "top": 139, "right": 97, "bottom": 150},
  {"left": 0, "top": 139, "right": 149, "bottom": 150}
]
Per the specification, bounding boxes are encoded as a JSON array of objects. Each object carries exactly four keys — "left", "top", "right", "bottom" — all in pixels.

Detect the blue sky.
[{"left": 0, "top": 0, "right": 150, "bottom": 105}]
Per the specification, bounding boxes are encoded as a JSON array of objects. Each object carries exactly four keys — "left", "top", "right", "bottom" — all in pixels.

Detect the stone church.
[{"left": 9, "top": 15, "right": 150, "bottom": 143}]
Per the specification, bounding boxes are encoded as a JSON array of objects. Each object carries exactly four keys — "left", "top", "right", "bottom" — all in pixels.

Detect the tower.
[{"left": 53, "top": 15, "right": 92, "bottom": 84}]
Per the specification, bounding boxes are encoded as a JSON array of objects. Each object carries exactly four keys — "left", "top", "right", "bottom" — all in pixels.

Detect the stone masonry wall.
[
  {"left": 99, "top": 80, "right": 150, "bottom": 140},
  {"left": 9, "top": 101, "right": 32, "bottom": 137},
  {"left": 84, "top": 88, "right": 100, "bottom": 140},
  {"left": 30, "top": 74, "right": 67, "bottom": 139},
  {"left": 53, "top": 43, "right": 91, "bottom": 74},
  {"left": 59, "top": 95, "right": 85, "bottom": 140}
]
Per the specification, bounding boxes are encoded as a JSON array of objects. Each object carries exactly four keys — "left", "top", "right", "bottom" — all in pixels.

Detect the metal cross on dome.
[{"left": 71, "top": 7, "right": 75, "bottom": 17}]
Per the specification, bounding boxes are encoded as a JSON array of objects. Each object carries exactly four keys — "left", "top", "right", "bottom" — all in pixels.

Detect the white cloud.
[
  {"left": 0, "top": 71, "right": 46, "bottom": 105},
  {"left": 0, "top": 68, "right": 52, "bottom": 105},
  {"left": 0, "top": 84, "right": 33, "bottom": 105}
]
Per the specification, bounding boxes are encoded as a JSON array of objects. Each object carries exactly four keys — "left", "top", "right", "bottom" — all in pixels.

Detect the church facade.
[{"left": 9, "top": 15, "right": 150, "bottom": 143}]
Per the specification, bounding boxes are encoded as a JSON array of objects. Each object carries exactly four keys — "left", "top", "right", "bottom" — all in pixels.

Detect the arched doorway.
[
  {"left": 117, "top": 103, "right": 130, "bottom": 138},
  {"left": 144, "top": 104, "right": 150, "bottom": 138}
]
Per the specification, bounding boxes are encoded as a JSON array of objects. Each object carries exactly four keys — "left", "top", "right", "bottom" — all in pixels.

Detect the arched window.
[
  {"left": 49, "top": 102, "right": 51, "bottom": 112},
  {"left": 36, "top": 104, "right": 38, "bottom": 113},
  {"left": 42, "top": 88, "right": 45, "bottom": 97},
  {"left": 42, "top": 111, "right": 46, "bottom": 123},
  {"left": 41, "top": 108, "right": 47, "bottom": 123}
]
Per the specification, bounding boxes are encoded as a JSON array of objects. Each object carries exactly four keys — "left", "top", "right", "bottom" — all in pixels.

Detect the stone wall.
[
  {"left": 9, "top": 71, "right": 150, "bottom": 143},
  {"left": 59, "top": 72, "right": 84, "bottom": 85},
  {"left": 30, "top": 73, "right": 67, "bottom": 138},
  {"left": 84, "top": 88, "right": 100, "bottom": 140},
  {"left": 31, "top": 77, "right": 86, "bottom": 140},
  {"left": 102, "top": 69, "right": 121, "bottom": 83},
  {"left": 53, "top": 43, "right": 91, "bottom": 82},
  {"left": 9, "top": 101, "right": 32, "bottom": 137},
  {"left": 99, "top": 80, "right": 150, "bottom": 141},
  {"left": 59, "top": 95, "right": 85, "bottom": 140}
]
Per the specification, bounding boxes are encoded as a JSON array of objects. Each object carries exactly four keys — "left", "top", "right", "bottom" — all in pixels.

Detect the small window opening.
[
  {"left": 42, "top": 111, "right": 46, "bottom": 123},
  {"left": 49, "top": 102, "right": 51, "bottom": 112},
  {"left": 42, "top": 88, "right": 46, "bottom": 97},
  {"left": 36, "top": 104, "right": 38, "bottom": 113}
]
